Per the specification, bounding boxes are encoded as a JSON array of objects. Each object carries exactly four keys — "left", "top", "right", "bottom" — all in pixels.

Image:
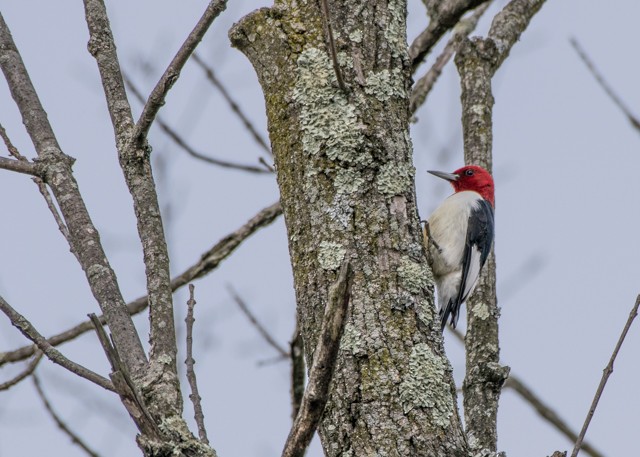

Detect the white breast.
[{"left": 427, "top": 191, "right": 482, "bottom": 277}]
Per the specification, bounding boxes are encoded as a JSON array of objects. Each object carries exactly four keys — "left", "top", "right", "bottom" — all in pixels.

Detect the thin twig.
[
  {"left": 571, "top": 295, "right": 640, "bottom": 457},
  {"left": 451, "top": 328, "right": 604, "bottom": 457},
  {"left": 227, "top": 284, "right": 289, "bottom": 358},
  {"left": 290, "top": 326, "right": 305, "bottom": 421},
  {"left": 0, "top": 350, "right": 43, "bottom": 391},
  {"left": 319, "top": 0, "right": 348, "bottom": 94},
  {"left": 185, "top": 284, "right": 209, "bottom": 444},
  {"left": 133, "top": 0, "right": 229, "bottom": 143},
  {"left": 124, "top": 74, "right": 272, "bottom": 174},
  {"left": 0, "top": 122, "right": 26, "bottom": 159},
  {"left": 32, "top": 375, "right": 102, "bottom": 457},
  {"left": 1, "top": 201, "right": 283, "bottom": 366},
  {"left": 192, "top": 52, "right": 273, "bottom": 156},
  {"left": 410, "top": 1, "right": 491, "bottom": 115},
  {"left": 282, "top": 259, "right": 353, "bottom": 457},
  {"left": 0, "top": 294, "right": 114, "bottom": 392},
  {"left": 569, "top": 38, "right": 640, "bottom": 132},
  {"left": 505, "top": 377, "right": 604, "bottom": 457}
]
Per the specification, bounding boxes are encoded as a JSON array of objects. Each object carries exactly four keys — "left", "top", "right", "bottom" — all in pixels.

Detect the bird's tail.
[{"left": 439, "top": 300, "right": 461, "bottom": 332}]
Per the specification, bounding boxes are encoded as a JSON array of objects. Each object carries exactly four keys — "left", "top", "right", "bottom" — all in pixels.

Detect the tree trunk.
[{"left": 231, "top": 1, "right": 467, "bottom": 455}]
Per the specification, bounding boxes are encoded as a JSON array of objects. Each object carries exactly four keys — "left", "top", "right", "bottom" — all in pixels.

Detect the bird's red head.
[{"left": 428, "top": 165, "right": 495, "bottom": 207}]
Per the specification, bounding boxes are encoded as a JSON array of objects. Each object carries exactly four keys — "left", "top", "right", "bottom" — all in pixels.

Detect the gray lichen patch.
[
  {"left": 334, "top": 168, "right": 365, "bottom": 195},
  {"left": 397, "top": 256, "right": 430, "bottom": 294},
  {"left": 318, "top": 241, "right": 346, "bottom": 270},
  {"left": 471, "top": 301, "right": 490, "bottom": 320},
  {"left": 376, "top": 161, "right": 415, "bottom": 196},
  {"left": 384, "top": 0, "right": 408, "bottom": 59},
  {"left": 340, "top": 322, "right": 366, "bottom": 356},
  {"left": 364, "top": 68, "right": 405, "bottom": 101},
  {"left": 293, "top": 47, "right": 371, "bottom": 166},
  {"left": 399, "top": 343, "right": 454, "bottom": 428}
]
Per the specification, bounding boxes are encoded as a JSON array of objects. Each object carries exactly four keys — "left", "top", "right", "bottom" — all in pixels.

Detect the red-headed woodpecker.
[{"left": 426, "top": 165, "right": 495, "bottom": 331}]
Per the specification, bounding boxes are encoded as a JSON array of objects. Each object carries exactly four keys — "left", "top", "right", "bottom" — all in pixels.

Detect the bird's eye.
[{"left": 465, "top": 169, "right": 474, "bottom": 176}]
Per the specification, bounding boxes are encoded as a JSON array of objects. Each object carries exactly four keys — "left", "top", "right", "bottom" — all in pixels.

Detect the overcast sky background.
[{"left": 1, "top": 1, "right": 639, "bottom": 456}]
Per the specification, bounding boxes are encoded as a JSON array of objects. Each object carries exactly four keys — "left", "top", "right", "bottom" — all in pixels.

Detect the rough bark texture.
[
  {"left": 230, "top": 1, "right": 467, "bottom": 455},
  {"left": 454, "top": 0, "right": 545, "bottom": 453}
]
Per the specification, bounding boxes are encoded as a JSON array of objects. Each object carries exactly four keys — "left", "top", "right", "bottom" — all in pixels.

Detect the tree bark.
[{"left": 231, "top": 1, "right": 467, "bottom": 455}]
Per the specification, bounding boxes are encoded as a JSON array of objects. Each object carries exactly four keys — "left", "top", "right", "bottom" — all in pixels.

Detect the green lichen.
[
  {"left": 318, "top": 241, "right": 346, "bottom": 270},
  {"left": 293, "top": 47, "right": 371, "bottom": 166},
  {"left": 364, "top": 68, "right": 405, "bottom": 101},
  {"left": 399, "top": 343, "right": 454, "bottom": 428},
  {"left": 376, "top": 161, "right": 415, "bottom": 196}
]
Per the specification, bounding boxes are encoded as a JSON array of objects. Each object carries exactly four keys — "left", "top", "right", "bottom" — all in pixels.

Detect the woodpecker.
[{"left": 425, "top": 165, "right": 495, "bottom": 331}]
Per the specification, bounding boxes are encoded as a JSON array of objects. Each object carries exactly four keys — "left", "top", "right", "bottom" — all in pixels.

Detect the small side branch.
[
  {"left": 89, "top": 314, "right": 161, "bottom": 438},
  {"left": 185, "top": 284, "right": 209, "bottom": 444},
  {"left": 570, "top": 295, "right": 640, "bottom": 457},
  {"left": 0, "top": 294, "right": 114, "bottom": 392},
  {"left": 0, "top": 156, "right": 41, "bottom": 176},
  {"left": 134, "top": 0, "right": 229, "bottom": 143},
  {"left": 569, "top": 38, "right": 640, "bottom": 132},
  {"left": 33, "top": 375, "right": 102, "bottom": 457},
  {"left": 227, "top": 284, "right": 289, "bottom": 358},
  {"left": 281, "top": 260, "right": 353, "bottom": 457}
]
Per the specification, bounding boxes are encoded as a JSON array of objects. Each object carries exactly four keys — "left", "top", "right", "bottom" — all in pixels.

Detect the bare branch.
[
  {"left": 227, "top": 284, "right": 289, "bottom": 358},
  {"left": 32, "top": 375, "right": 102, "bottom": 457},
  {"left": 133, "top": 0, "right": 229, "bottom": 143},
  {"left": 1, "top": 201, "right": 282, "bottom": 366},
  {"left": 124, "top": 74, "right": 272, "bottom": 174},
  {"left": 84, "top": 0, "right": 178, "bottom": 375},
  {"left": 0, "top": 156, "right": 41, "bottom": 176},
  {"left": 410, "top": 1, "right": 491, "bottom": 115},
  {"left": 0, "top": 350, "right": 42, "bottom": 391},
  {"left": 191, "top": 53, "right": 272, "bottom": 156},
  {"left": 282, "top": 259, "right": 352, "bottom": 457},
  {"left": 290, "top": 327, "right": 305, "bottom": 421},
  {"left": 409, "top": 0, "right": 487, "bottom": 73},
  {"left": 319, "top": 0, "right": 348, "bottom": 94},
  {"left": 571, "top": 295, "right": 640, "bottom": 457},
  {"left": 185, "top": 284, "right": 209, "bottom": 444},
  {"left": 0, "top": 294, "right": 114, "bottom": 392},
  {"left": 0, "top": 10, "right": 148, "bottom": 374},
  {"left": 569, "top": 38, "right": 640, "bottom": 132}
]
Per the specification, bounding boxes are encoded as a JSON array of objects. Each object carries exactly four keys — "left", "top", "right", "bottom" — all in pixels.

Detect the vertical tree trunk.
[{"left": 231, "top": 1, "right": 467, "bottom": 455}]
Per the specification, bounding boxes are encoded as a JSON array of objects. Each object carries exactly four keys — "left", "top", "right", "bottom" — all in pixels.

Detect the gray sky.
[{"left": 1, "top": 1, "right": 639, "bottom": 456}]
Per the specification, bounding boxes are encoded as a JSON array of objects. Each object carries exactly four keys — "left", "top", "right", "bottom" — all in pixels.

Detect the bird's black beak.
[{"left": 427, "top": 170, "right": 459, "bottom": 182}]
